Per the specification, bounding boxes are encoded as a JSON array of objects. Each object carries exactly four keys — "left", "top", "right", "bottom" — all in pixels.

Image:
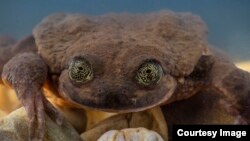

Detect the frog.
[{"left": 1, "top": 11, "right": 250, "bottom": 141}]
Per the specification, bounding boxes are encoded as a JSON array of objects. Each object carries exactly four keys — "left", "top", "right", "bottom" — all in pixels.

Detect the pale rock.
[
  {"left": 0, "top": 107, "right": 82, "bottom": 141},
  {"left": 97, "top": 128, "right": 164, "bottom": 141}
]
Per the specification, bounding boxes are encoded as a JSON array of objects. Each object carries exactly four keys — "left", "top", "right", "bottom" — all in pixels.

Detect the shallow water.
[{"left": 0, "top": 0, "right": 249, "bottom": 61}]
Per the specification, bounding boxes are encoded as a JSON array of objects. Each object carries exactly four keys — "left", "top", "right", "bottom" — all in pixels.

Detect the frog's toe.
[
  {"left": 43, "top": 98, "right": 64, "bottom": 126},
  {"left": 28, "top": 92, "right": 46, "bottom": 141}
]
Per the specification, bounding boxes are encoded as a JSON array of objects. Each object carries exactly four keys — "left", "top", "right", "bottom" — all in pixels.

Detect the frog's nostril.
[
  {"left": 97, "top": 88, "right": 105, "bottom": 94},
  {"left": 121, "top": 89, "right": 128, "bottom": 95},
  {"left": 96, "top": 85, "right": 131, "bottom": 96}
]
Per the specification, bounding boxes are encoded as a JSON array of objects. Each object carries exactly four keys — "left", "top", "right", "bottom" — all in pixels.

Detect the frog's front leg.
[
  {"left": 2, "top": 53, "right": 63, "bottom": 141},
  {"left": 81, "top": 107, "right": 167, "bottom": 141},
  {"left": 210, "top": 56, "right": 250, "bottom": 124},
  {"left": 0, "top": 35, "right": 36, "bottom": 83}
]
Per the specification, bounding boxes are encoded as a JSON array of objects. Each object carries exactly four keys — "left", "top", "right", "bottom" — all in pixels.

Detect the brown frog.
[{"left": 1, "top": 11, "right": 250, "bottom": 141}]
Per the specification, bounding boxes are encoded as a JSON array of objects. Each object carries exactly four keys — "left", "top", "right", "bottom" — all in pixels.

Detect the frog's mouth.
[
  {"left": 59, "top": 85, "right": 176, "bottom": 113},
  {"left": 58, "top": 72, "right": 177, "bottom": 113}
]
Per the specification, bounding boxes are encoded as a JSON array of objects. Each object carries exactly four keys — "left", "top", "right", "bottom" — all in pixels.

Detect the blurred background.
[
  {"left": 0, "top": 0, "right": 249, "bottom": 126},
  {"left": 0, "top": 0, "right": 249, "bottom": 62}
]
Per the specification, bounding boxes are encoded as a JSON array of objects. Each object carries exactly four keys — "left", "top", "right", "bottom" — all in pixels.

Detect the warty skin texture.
[{"left": 32, "top": 11, "right": 206, "bottom": 112}]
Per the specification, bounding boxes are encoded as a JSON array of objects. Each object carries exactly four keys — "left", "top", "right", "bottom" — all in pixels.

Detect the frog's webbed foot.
[
  {"left": 210, "top": 56, "right": 250, "bottom": 124},
  {"left": 2, "top": 53, "right": 63, "bottom": 141}
]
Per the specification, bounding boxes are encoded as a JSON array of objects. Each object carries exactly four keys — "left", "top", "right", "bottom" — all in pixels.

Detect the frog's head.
[{"left": 34, "top": 11, "right": 207, "bottom": 113}]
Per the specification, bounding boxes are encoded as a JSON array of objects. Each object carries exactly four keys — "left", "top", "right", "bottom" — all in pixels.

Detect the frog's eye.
[
  {"left": 136, "top": 61, "right": 163, "bottom": 86},
  {"left": 69, "top": 57, "right": 93, "bottom": 83}
]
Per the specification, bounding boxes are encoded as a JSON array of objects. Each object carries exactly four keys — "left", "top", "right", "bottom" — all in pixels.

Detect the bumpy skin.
[
  {"left": 32, "top": 11, "right": 206, "bottom": 112},
  {"left": 0, "top": 35, "right": 16, "bottom": 83},
  {"left": 0, "top": 35, "right": 37, "bottom": 83},
  {"left": 1, "top": 11, "right": 250, "bottom": 141}
]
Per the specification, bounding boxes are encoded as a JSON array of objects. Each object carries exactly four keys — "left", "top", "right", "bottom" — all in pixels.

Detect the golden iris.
[
  {"left": 69, "top": 57, "right": 93, "bottom": 83},
  {"left": 136, "top": 61, "right": 163, "bottom": 86}
]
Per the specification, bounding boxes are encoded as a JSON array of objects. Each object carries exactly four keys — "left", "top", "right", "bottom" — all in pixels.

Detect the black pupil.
[{"left": 146, "top": 69, "right": 151, "bottom": 73}]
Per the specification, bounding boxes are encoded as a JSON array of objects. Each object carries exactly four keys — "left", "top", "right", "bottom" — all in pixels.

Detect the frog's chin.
[
  {"left": 88, "top": 103, "right": 163, "bottom": 113},
  {"left": 68, "top": 101, "right": 165, "bottom": 114}
]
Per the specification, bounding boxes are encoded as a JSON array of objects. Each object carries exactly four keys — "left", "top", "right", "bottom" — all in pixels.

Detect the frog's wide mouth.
[
  {"left": 93, "top": 87, "right": 175, "bottom": 113},
  {"left": 59, "top": 79, "right": 176, "bottom": 113},
  {"left": 60, "top": 88, "right": 176, "bottom": 113}
]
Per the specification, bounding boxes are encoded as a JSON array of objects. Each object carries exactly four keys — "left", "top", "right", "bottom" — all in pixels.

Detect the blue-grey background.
[{"left": 0, "top": 0, "right": 249, "bottom": 61}]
